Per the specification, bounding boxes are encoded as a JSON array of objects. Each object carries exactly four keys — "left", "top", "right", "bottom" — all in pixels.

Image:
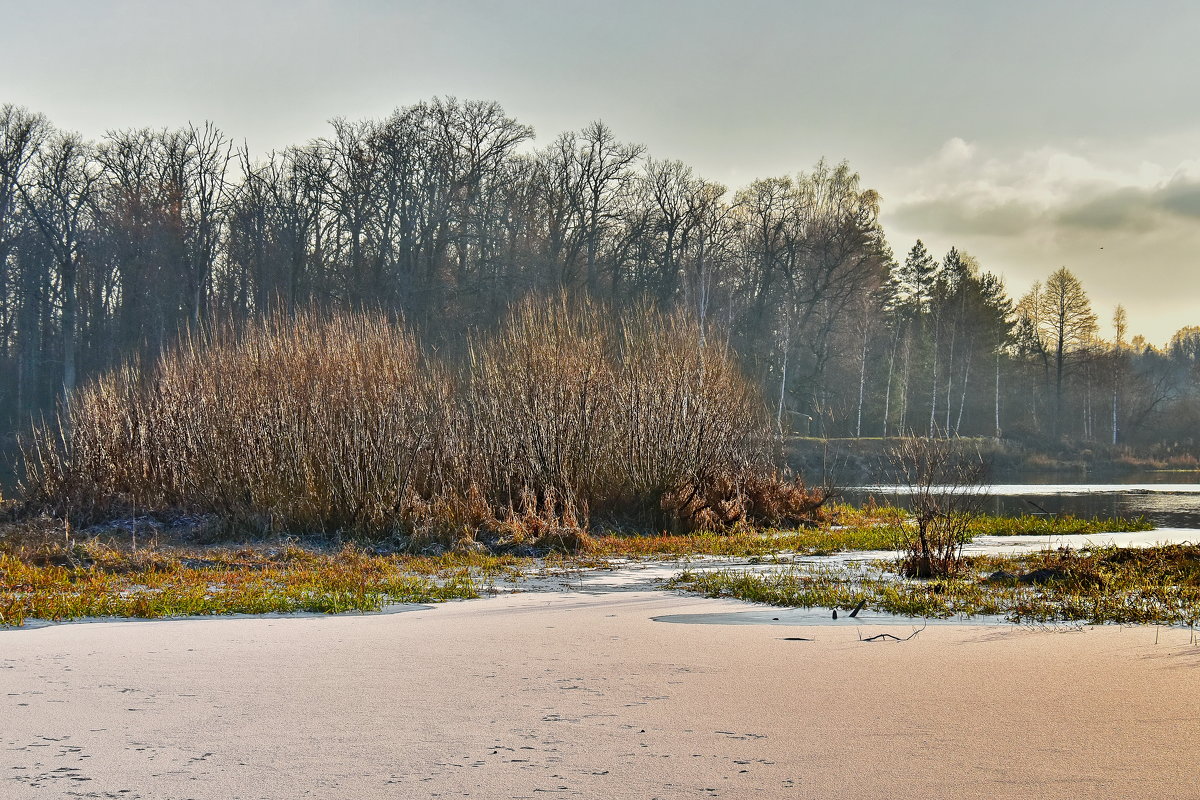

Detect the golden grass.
[
  {"left": 22, "top": 297, "right": 825, "bottom": 544},
  {"left": 0, "top": 539, "right": 516, "bottom": 627},
  {"left": 0, "top": 506, "right": 1160, "bottom": 627}
]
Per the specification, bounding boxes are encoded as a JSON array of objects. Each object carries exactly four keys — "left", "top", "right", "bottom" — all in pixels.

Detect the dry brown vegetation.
[
  {"left": 887, "top": 435, "right": 988, "bottom": 578},
  {"left": 20, "top": 296, "right": 826, "bottom": 549}
]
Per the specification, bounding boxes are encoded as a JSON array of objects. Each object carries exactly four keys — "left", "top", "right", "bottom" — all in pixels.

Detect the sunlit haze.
[{"left": 4, "top": 0, "right": 1198, "bottom": 343}]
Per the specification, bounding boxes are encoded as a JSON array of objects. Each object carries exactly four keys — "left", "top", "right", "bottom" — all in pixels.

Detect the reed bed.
[
  {"left": 20, "top": 297, "right": 824, "bottom": 548},
  {"left": 24, "top": 312, "right": 453, "bottom": 536}
]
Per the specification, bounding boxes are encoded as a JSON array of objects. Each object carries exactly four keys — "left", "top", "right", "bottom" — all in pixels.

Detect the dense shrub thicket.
[{"left": 22, "top": 297, "right": 825, "bottom": 548}]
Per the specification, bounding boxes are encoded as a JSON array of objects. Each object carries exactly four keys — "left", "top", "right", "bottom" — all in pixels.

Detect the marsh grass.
[
  {"left": 20, "top": 298, "right": 827, "bottom": 545},
  {"left": 670, "top": 544, "right": 1200, "bottom": 626},
  {"left": 589, "top": 526, "right": 897, "bottom": 558},
  {"left": 0, "top": 534, "right": 521, "bottom": 627},
  {"left": 0, "top": 507, "right": 1161, "bottom": 627},
  {"left": 964, "top": 513, "right": 1154, "bottom": 537},
  {"left": 862, "top": 513, "right": 1155, "bottom": 551}
]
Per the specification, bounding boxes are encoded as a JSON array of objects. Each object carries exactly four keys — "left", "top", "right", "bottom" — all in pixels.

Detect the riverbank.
[{"left": 3, "top": 590, "right": 1197, "bottom": 799}]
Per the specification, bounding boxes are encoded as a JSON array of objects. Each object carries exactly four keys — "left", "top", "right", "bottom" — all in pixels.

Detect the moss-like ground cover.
[
  {"left": 669, "top": 544, "right": 1200, "bottom": 626},
  {"left": 0, "top": 539, "right": 522, "bottom": 627}
]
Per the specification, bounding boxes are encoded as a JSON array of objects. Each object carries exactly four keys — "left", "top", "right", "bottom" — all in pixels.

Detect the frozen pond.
[
  {"left": 494, "top": 525, "right": 1199, "bottom": 600},
  {"left": 847, "top": 477, "right": 1200, "bottom": 529},
  {"left": 652, "top": 607, "right": 1011, "bottom": 628},
  {"left": 506, "top": 481, "right": 1200, "bottom": 630}
]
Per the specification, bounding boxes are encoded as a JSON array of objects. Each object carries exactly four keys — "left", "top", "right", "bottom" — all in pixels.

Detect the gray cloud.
[
  {"left": 1159, "top": 178, "right": 1200, "bottom": 218},
  {"left": 890, "top": 197, "right": 1042, "bottom": 237},
  {"left": 1058, "top": 178, "right": 1200, "bottom": 231},
  {"left": 892, "top": 175, "right": 1200, "bottom": 241},
  {"left": 1056, "top": 188, "right": 1159, "bottom": 232}
]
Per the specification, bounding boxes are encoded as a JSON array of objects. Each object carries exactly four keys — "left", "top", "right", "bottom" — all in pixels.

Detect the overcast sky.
[{"left": 3, "top": 0, "right": 1198, "bottom": 344}]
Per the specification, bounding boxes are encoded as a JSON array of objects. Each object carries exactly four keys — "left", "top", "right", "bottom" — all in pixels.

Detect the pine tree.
[{"left": 896, "top": 239, "right": 939, "bottom": 320}]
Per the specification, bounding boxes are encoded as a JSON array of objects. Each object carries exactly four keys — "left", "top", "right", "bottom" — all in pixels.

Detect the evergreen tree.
[{"left": 896, "top": 239, "right": 939, "bottom": 319}]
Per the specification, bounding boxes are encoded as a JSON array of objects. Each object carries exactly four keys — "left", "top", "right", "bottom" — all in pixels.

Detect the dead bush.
[
  {"left": 888, "top": 435, "right": 988, "bottom": 578},
  {"left": 660, "top": 471, "right": 830, "bottom": 533},
  {"left": 22, "top": 296, "right": 789, "bottom": 546}
]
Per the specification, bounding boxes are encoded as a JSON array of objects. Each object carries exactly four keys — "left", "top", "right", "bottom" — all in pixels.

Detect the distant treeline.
[{"left": 1, "top": 98, "right": 1198, "bottom": 452}]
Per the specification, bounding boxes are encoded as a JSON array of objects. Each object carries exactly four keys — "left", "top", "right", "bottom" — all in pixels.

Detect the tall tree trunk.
[
  {"left": 776, "top": 327, "right": 789, "bottom": 435},
  {"left": 994, "top": 351, "right": 1001, "bottom": 439},
  {"left": 945, "top": 318, "right": 956, "bottom": 433},
  {"left": 855, "top": 331, "right": 868, "bottom": 438},
  {"left": 929, "top": 315, "right": 940, "bottom": 436},
  {"left": 882, "top": 324, "right": 900, "bottom": 437},
  {"left": 1054, "top": 333, "right": 1065, "bottom": 437},
  {"left": 955, "top": 348, "right": 972, "bottom": 435},
  {"left": 60, "top": 255, "right": 77, "bottom": 398},
  {"left": 899, "top": 336, "right": 911, "bottom": 435},
  {"left": 1111, "top": 389, "right": 1118, "bottom": 445}
]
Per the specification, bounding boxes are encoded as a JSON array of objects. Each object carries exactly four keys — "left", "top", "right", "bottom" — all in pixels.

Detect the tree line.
[{"left": 1, "top": 98, "right": 1197, "bottom": 454}]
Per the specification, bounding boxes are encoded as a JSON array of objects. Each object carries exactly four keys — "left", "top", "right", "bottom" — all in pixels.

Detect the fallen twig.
[{"left": 860, "top": 621, "right": 926, "bottom": 642}]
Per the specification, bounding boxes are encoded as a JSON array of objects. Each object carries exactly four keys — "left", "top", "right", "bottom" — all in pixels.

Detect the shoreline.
[{"left": 4, "top": 524, "right": 1198, "bottom": 631}]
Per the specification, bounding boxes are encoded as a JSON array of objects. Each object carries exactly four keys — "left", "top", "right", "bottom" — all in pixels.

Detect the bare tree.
[
  {"left": 19, "top": 132, "right": 103, "bottom": 396},
  {"left": 574, "top": 121, "right": 643, "bottom": 296}
]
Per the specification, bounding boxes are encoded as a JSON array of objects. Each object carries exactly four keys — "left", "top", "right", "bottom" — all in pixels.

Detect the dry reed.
[{"left": 22, "top": 297, "right": 822, "bottom": 547}]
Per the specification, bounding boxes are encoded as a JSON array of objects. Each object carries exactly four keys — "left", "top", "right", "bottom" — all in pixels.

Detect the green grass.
[
  {"left": 0, "top": 543, "right": 501, "bottom": 627},
  {"left": 588, "top": 526, "right": 897, "bottom": 558},
  {"left": 0, "top": 506, "right": 1164, "bottom": 627},
  {"left": 668, "top": 544, "right": 1200, "bottom": 626},
  {"left": 964, "top": 513, "right": 1154, "bottom": 537},
  {"left": 588, "top": 508, "right": 1152, "bottom": 558}
]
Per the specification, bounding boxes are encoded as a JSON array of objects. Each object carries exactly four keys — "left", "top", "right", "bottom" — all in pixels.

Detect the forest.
[{"left": 2, "top": 98, "right": 1199, "bottom": 460}]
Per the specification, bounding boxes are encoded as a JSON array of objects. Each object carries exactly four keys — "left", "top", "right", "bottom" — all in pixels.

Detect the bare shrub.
[
  {"left": 888, "top": 435, "right": 989, "bottom": 578},
  {"left": 24, "top": 311, "right": 452, "bottom": 536},
  {"left": 463, "top": 294, "right": 615, "bottom": 515},
  {"left": 463, "top": 295, "right": 776, "bottom": 528},
  {"left": 23, "top": 296, "right": 790, "bottom": 545},
  {"left": 612, "top": 306, "right": 774, "bottom": 519}
]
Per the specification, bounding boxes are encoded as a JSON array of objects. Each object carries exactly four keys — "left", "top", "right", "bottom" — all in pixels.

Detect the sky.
[{"left": 3, "top": 0, "right": 1198, "bottom": 344}]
